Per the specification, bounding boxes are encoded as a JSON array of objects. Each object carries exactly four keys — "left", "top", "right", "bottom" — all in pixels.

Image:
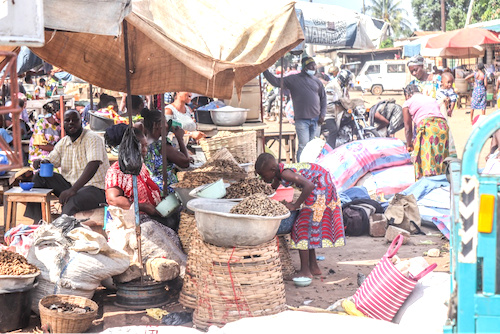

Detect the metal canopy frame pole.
[
  {"left": 278, "top": 57, "right": 284, "bottom": 162},
  {"left": 161, "top": 95, "right": 167, "bottom": 193},
  {"left": 123, "top": 20, "right": 143, "bottom": 283}
]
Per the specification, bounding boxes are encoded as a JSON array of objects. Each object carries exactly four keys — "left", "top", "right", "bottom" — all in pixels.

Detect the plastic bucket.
[
  {"left": 272, "top": 185, "right": 294, "bottom": 202},
  {"left": 156, "top": 193, "right": 181, "bottom": 217},
  {"left": 39, "top": 163, "right": 54, "bottom": 177},
  {"left": 0, "top": 284, "right": 34, "bottom": 332}
]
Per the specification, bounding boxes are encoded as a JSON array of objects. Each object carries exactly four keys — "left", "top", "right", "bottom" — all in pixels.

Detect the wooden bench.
[
  {"left": 265, "top": 131, "right": 297, "bottom": 163},
  {"left": 4, "top": 187, "right": 56, "bottom": 231}
]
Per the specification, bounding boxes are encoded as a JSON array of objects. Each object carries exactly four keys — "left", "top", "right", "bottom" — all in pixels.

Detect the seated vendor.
[
  {"left": 141, "top": 108, "right": 191, "bottom": 194},
  {"left": 28, "top": 111, "right": 61, "bottom": 167},
  {"left": 105, "top": 127, "right": 180, "bottom": 231},
  {"left": 24, "top": 109, "right": 110, "bottom": 222}
]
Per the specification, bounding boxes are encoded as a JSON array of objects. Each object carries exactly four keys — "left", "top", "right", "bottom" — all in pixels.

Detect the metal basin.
[
  {"left": 170, "top": 183, "right": 196, "bottom": 213},
  {"left": 187, "top": 198, "right": 290, "bottom": 247},
  {"left": 209, "top": 107, "right": 248, "bottom": 126}
]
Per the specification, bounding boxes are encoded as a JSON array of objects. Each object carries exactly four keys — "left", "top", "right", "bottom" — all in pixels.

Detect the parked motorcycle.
[{"left": 322, "top": 97, "right": 380, "bottom": 149}]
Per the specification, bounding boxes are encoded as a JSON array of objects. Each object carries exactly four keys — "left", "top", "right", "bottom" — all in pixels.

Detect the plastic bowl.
[
  {"left": 19, "top": 182, "right": 34, "bottom": 191},
  {"left": 272, "top": 185, "right": 294, "bottom": 202},
  {"left": 187, "top": 198, "right": 290, "bottom": 247},
  {"left": 293, "top": 277, "right": 312, "bottom": 287},
  {"left": 189, "top": 179, "right": 227, "bottom": 199},
  {"left": 170, "top": 183, "right": 196, "bottom": 213},
  {"left": 155, "top": 193, "right": 180, "bottom": 217}
]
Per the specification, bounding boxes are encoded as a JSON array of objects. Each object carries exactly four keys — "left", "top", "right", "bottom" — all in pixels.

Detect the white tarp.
[{"left": 294, "top": 2, "right": 389, "bottom": 49}]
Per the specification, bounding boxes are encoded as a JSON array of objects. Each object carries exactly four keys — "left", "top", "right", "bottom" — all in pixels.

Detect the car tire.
[{"left": 371, "top": 85, "right": 383, "bottom": 95}]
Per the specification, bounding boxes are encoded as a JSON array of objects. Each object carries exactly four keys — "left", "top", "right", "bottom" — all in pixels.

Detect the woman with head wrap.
[
  {"left": 402, "top": 84, "right": 449, "bottom": 180},
  {"left": 465, "top": 63, "right": 487, "bottom": 123},
  {"left": 407, "top": 55, "right": 439, "bottom": 98}
]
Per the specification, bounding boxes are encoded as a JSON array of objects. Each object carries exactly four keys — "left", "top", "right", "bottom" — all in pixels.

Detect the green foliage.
[
  {"left": 412, "top": 0, "right": 497, "bottom": 31},
  {"left": 367, "top": 0, "right": 412, "bottom": 38},
  {"left": 380, "top": 38, "right": 394, "bottom": 48}
]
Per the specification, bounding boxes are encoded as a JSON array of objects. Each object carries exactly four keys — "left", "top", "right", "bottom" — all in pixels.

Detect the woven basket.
[
  {"left": 39, "top": 294, "right": 98, "bottom": 333},
  {"left": 179, "top": 231, "right": 203, "bottom": 309},
  {"left": 278, "top": 235, "right": 295, "bottom": 280},
  {"left": 193, "top": 237, "right": 286, "bottom": 330},
  {"left": 200, "top": 131, "right": 256, "bottom": 164},
  {"left": 178, "top": 211, "right": 197, "bottom": 253}
]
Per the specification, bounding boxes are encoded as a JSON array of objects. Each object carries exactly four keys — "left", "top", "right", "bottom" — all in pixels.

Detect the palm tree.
[{"left": 366, "top": 0, "right": 412, "bottom": 38}]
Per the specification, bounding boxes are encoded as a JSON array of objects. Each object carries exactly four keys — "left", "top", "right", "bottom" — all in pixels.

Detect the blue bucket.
[
  {"left": 277, "top": 210, "right": 299, "bottom": 235},
  {"left": 0, "top": 152, "right": 8, "bottom": 176},
  {"left": 39, "top": 163, "right": 54, "bottom": 177}
]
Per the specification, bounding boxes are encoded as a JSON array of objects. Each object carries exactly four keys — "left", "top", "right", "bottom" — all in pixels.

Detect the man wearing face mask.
[{"left": 263, "top": 57, "right": 326, "bottom": 162}]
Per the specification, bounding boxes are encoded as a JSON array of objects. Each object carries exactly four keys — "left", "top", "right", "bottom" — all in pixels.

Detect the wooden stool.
[
  {"left": 265, "top": 131, "right": 297, "bottom": 163},
  {"left": 4, "top": 187, "right": 55, "bottom": 231}
]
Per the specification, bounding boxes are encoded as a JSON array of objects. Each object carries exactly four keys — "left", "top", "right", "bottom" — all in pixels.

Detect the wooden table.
[
  {"left": 265, "top": 131, "right": 297, "bottom": 163},
  {"left": 4, "top": 187, "right": 56, "bottom": 230},
  {"left": 197, "top": 122, "right": 268, "bottom": 157}
]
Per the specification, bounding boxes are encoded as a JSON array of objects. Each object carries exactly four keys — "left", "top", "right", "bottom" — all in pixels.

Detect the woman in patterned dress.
[
  {"left": 407, "top": 55, "right": 440, "bottom": 99},
  {"left": 28, "top": 112, "right": 61, "bottom": 167},
  {"left": 403, "top": 84, "right": 449, "bottom": 180},
  {"left": 465, "top": 63, "right": 487, "bottom": 123},
  {"left": 255, "top": 153, "right": 345, "bottom": 279},
  {"left": 141, "top": 108, "right": 190, "bottom": 195}
]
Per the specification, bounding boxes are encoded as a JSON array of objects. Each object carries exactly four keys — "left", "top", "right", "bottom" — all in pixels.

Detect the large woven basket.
[
  {"left": 178, "top": 211, "right": 197, "bottom": 253},
  {"left": 193, "top": 237, "right": 286, "bottom": 330},
  {"left": 39, "top": 294, "right": 98, "bottom": 333},
  {"left": 179, "top": 230, "right": 203, "bottom": 309},
  {"left": 200, "top": 131, "right": 256, "bottom": 163},
  {"left": 278, "top": 235, "right": 295, "bottom": 280}
]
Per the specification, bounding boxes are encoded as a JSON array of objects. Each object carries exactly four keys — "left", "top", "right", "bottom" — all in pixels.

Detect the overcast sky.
[{"left": 298, "top": 0, "right": 419, "bottom": 30}]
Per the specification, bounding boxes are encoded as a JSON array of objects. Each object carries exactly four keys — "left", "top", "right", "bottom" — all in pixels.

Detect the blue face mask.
[{"left": 306, "top": 70, "right": 316, "bottom": 76}]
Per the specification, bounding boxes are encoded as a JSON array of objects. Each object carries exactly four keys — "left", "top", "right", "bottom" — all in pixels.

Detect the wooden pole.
[
  {"left": 161, "top": 95, "right": 167, "bottom": 194},
  {"left": 278, "top": 57, "right": 284, "bottom": 163}
]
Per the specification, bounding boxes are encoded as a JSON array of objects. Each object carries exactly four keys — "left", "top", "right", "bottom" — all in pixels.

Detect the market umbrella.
[
  {"left": 30, "top": 0, "right": 304, "bottom": 98},
  {"left": 425, "top": 27, "right": 500, "bottom": 49}
]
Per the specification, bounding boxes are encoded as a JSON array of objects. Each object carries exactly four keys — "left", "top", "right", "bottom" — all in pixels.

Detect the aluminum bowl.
[
  {"left": 209, "top": 107, "right": 248, "bottom": 126},
  {"left": 187, "top": 198, "right": 290, "bottom": 247}
]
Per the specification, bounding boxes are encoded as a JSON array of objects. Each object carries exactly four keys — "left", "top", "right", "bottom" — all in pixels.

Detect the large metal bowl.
[
  {"left": 187, "top": 198, "right": 290, "bottom": 247},
  {"left": 209, "top": 107, "right": 248, "bottom": 126}
]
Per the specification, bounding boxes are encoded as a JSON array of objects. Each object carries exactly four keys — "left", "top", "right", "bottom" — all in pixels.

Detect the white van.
[{"left": 355, "top": 60, "right": 408, "bottom": 95}]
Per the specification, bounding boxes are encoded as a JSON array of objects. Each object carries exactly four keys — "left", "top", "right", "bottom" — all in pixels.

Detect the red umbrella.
[{"left": 426, "top": 27, "right": 500, "bottom": 48}]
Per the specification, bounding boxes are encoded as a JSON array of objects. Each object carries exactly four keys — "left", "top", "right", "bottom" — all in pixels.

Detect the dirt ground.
[{"left": 3, "top": 89, "right": 498, "bottom": 331}]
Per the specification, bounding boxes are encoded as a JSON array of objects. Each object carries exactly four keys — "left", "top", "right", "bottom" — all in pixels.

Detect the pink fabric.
[{"left": 403, "top": 94, "right": 444, "bottom": 126}]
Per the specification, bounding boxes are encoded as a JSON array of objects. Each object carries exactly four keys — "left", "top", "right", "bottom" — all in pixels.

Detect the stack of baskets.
[
  {"left": 39, "top": 294, "right": 98, "bottom": 333},
  {"left": 179, "top": 229, "right": 203, "bottom": 310},
  {"left": 177, "top": 211, "right": 197, "bottom": 253},
  {"left": 278, "top": 236, "right": 295, "bottom": 280},
  {"left": 193, "top": 237, "right": 286, "bottom": 330},
  {"left": 200, "top": 131, "right": 256, "bottom": 164}
]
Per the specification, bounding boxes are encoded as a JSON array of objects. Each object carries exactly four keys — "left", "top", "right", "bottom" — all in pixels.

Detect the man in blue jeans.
[{"left": 263, "top": 57, "right": 326, "bottom": 161}]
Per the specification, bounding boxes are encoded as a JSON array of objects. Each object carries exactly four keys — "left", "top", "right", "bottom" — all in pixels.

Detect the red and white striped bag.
[{"left": 352, "top": 234, "right": 437, "bottom": 321}]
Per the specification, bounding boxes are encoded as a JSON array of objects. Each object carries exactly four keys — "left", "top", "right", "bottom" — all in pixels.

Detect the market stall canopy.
[
  {"left": 404, "top": 33, "right": 485, "bottom": 59},
  {"left": 469, "top": 19, "right": 500, "bottom": 33},
  {"left": 294, "top": 2, "right": 389, "bottom": 49},
  {"left": 30, "top": 0, "right": 304, "bottom": 98},
  {"left": 425, "top": 27, "right": 500, "bottom": 49}
]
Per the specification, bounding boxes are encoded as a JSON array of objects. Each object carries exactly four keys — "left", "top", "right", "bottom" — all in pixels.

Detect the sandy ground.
[{"left": 2, "top": 90, "right": 498, "bottom": 331}]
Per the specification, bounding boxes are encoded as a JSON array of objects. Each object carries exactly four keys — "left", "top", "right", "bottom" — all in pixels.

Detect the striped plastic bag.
[{"left": 352, "top": 234, "right": 437, "bottom": 321}]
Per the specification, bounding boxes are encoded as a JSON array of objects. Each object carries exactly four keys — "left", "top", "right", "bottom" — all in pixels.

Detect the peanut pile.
[
  {"left": 224, "top": 178, "right": 274, "bottom": 199},
  {"left": 229, "top": 193, "right": 288, "bottom": 216},
  {"left": 197, "top": 159, "right": 245, "bottom": 174},
  {"left": 0, "top": 250, "right": 38, "bottom": 275},
  {"left": 175, "top": 174, "right": 219, "bottom": 188}
]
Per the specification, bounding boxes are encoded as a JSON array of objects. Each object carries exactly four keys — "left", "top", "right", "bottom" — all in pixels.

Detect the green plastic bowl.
[
  {"left": 293, "top": 277, "right": 312, "bottom": 287},
  {"left": 190, "top": 179, "right": 226, "bottom": 199},
  {"left": 155, "top": 193, "right": 180, "bottom": 217}
]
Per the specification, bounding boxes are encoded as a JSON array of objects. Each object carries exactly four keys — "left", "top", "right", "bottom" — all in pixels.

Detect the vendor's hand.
[
  {"left": 406, "top": 145, "right": 414, "bottom": 153},
  {"left": 59, "top": 187, "right": 77, "bottom": 205},
  {"left": 33, "top": 159, "right": 49, "bottom": 170},
  {"left": 172, "top": 126, "right": 185, "bottom": 139},
  {"left": 284, "top": 201, "right": 299, "bottom": 211},
  {"left": 447, "top": 109, "right": 453, "bottom": 117},
  {"left": 318, "top": 116, "right": 325, "bottom": 125},
  {"left": 190, "top": 131, "right": 206, "bottom": 142},
  {"left": 139, "top": 202, "right": 160, "bottom": 216}
]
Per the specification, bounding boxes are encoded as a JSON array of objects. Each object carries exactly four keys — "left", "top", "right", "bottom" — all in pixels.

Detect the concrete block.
[
  {"left": 385, "top": 225, "right": 410, "bottom": 244},
  {"left": 369, "top": 213, "right": 387, "bottom": 237},
  {"left": 146, "top": 258, "right": 180, "bottom": 282}
]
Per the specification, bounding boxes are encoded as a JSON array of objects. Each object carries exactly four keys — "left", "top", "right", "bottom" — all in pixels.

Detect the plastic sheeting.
[
  {"left": 294, "top": 2, "right": 389, "bottom": 49},
  {"left": 403, "top": 34, "right": 485, "bottom": 59}
]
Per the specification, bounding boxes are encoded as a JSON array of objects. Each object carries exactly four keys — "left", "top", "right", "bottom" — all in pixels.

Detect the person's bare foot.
[
  {"left": 294, "top": 270, "right": 313, "bottom": 279},
  {"left": 309, "top": 263, "right": 322, "bottom": 276}
]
